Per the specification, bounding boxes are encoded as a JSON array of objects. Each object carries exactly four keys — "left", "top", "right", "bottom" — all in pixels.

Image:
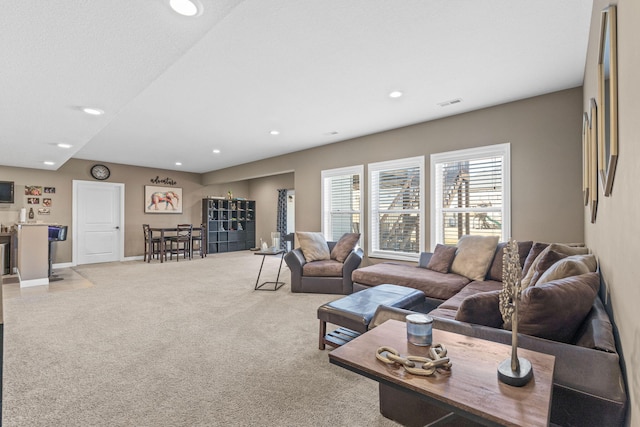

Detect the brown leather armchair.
[{"left": 285, "top": 241, "right": 363, "bottom": 294}]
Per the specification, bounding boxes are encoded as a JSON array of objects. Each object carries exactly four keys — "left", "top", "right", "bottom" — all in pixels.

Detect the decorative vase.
[
  {"left": 227, "top": 190, "right": 233, "bottom": 200},
  {"left": 498, "top": 239, "right": 533, "bottom": 387}
]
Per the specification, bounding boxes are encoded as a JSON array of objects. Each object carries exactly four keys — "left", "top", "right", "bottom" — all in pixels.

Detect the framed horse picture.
[{"left": 144, "top": 185, "right": 183, "bottom": 214}]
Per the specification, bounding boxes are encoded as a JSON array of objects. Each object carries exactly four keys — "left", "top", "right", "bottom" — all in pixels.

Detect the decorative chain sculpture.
[{"left": 375, "top": 344, "right": 452, "bottom": 376}]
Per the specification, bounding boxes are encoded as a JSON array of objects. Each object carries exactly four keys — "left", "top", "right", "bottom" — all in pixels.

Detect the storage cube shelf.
[{"left": 202, "top": 199, "right": 256, "bottom": 254}]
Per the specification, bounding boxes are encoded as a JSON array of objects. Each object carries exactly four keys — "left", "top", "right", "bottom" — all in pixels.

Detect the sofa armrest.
[
  {"left": 340, "top": 247, "right": 364, "bottom": 294},
  {"left": 343, "top": 247, "right": 364, "bottom": 274},
  {"left": 284, "top": 248, "right": 306, "bottom": 271}
]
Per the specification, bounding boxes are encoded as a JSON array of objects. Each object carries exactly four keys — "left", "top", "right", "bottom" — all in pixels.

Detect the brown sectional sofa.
[{"left": 351, "top": 243, "right": 628, "bottom": 427}]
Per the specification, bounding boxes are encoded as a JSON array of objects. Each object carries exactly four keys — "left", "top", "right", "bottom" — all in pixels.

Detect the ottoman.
[{"left": 317, "top": 284, "right": 425, "bottom": 350}]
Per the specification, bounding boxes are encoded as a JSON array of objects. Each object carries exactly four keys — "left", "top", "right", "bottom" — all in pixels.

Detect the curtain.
[{"left": 276, "top": 189, "right": 287, "bottom": 250}]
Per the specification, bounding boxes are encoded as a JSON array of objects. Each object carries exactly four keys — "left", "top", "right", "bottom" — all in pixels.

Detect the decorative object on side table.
[
  {"left": 375, "top": 344, "right": 451, "bottom": 376},
  {"left": 498, "top": 239, "right": 533, "bottom": 386}
]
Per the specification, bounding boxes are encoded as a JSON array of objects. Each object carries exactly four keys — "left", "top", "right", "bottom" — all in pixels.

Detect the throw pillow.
[
  {"left": 517, "top": 272, "right": 600, "bottom": 343},
  {"left": 330, "top": 233, "right": 360, "bottom": 263},
  {"left": 521, "top": 243, "right": 590, "bottom": 288},
  {"left": 536, "top": 254, "right": 597, "bottom": 285},
  {"left": 296, "top": 231, "right": 330, "bottom": 262},
  {"left": 454, "top": 290, "right": 503, "bottom": 327},
  {"left": 425, "top": 244, "right": 457, "bottom": 273},
  {"left": 528, "top": 250, "right": 568, "bottom": 287},
  {"left": 487, "top": 241, "right": 533, "bottom": 282},
  {"left": 450, "top": 235, "right": 500, "bottom": 281},
  {"left": 521, "top": 242, "right": 549, "bottom": 277}
]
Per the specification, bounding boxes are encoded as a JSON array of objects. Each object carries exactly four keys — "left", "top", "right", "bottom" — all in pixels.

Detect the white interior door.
[{"left": 73, "top": 180, "right": 124, "bottom": 265}]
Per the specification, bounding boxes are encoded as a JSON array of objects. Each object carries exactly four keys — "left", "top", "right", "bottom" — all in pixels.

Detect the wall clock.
[{"left": 90, "top": 164, "right": 111, "bottom": 180}]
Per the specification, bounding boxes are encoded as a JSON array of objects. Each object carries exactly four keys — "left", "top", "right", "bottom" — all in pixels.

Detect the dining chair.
[
  {"left": 142, "top": 224, "right": 162, "bottom": 262},
  {"left": 191, "top": 223, "right": 206, "bottom": 258},
  {"left": 169, "top": 224, "right": 192, "bottom": 261}
]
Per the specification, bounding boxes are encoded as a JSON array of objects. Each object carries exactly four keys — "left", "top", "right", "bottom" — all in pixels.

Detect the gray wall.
[
  {"left": 204, "top": 87, "right": 585, "bottom": 261},
  {"left": 583, "top": 0, "right": 639, "bottom": 424}
]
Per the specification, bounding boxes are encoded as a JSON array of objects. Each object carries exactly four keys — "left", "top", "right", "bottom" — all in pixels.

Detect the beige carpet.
[{"left": 2, "top": 251, "right": 398, "bottom": 427}]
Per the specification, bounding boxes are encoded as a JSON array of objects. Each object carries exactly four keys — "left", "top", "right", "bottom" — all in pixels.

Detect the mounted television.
[{"left": 0, "top": 181, "right": 14, "bottom": 204}]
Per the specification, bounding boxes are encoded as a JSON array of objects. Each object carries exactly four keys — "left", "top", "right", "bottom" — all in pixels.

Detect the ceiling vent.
[{"left": 437, "top": 98, "right": 462, "bottom": 107}]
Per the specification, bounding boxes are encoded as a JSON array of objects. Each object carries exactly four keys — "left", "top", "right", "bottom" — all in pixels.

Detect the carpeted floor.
[{"left": 2, "top": 251, "right": 398, "bottom": 427}]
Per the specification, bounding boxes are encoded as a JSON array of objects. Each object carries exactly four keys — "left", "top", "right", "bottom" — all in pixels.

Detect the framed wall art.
[
  {"left": 582, "top": 112, "right": 590, "bottom": 207},
  {"left": 589, "top": 98, "right": 598, "bottom": 224},
  {"left": 144, "top": 185, "right": 183, "bottom": 214},
  {"left": 597, "top": 5, "right": 618, "bottom": 197}
]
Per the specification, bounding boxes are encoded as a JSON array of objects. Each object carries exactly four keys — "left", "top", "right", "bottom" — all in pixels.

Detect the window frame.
[
  {"left": 321, "top": 165, "right": 364, "bottom": 242},
  {"left": 368, "top": 156, "right": 425, "bottom": 261},
  {"left": 430, "top": 143, "right": 511, "bottom": 249}
]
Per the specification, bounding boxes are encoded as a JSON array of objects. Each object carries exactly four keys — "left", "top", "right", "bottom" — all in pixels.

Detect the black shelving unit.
[{"left": 202, "top": 199, "right": 256, "bottom": 254}]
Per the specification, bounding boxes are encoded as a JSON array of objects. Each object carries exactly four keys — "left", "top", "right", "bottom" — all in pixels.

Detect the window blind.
[
  {"left": 322, "top": 166, "right": 362, "bottom": 241},
  {"left": 369, "top": 156, "right": 424, "bottom": 259},
  {"left": 431, "top": 144, "right": 510, "bottom": 246}
]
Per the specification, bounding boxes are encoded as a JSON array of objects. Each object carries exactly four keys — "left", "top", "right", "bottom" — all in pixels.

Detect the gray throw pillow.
[
  {"left": 426, "top": 244, "right": 457, "bottom": 273},
  {"left": 536, "top": 254, "right": 597, "bottom": 285},
  {"left": 528, "top": 250, "right": 568, "bottom": 287},
  {"left": 455, "top": 290, "right": 503, "bottom": 327},
  {"left": 487, "top": 241, "right": 533, "bottom": 282},
  {"left": 296, "top": 231, "right": 330, "bottom": 262},
  {"left": 330, "top": 233, "right": 360, "bottom": 263},
  {"left": 517, "top": 272, "right": 600, "bottom": 343}
]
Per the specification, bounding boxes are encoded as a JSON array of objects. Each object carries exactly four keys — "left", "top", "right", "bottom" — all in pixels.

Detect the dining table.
[{"left": 149, "top": 226, "right": 202, "bottom": 262}]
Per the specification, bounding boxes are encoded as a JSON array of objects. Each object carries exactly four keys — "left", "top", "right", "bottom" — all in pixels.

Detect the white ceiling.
[{"left": 1, "top": 0, "right": 592, "bottom": 174}]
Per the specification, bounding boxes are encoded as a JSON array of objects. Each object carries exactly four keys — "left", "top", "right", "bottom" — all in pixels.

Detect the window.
[
  {"left": 430, "top": 143, "right": 510, "bottom": 248},
  {"left": 369, "top": 156, "right": 424, "bottom": 260},
  {"left": 321, "top": 165, "right": 363, "bottom": 241}
]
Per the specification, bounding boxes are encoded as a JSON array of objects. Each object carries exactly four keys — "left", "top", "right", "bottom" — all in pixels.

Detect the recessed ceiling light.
[
  {"left": 270, "top": 130, "right": 280, "bottom": 135},
  {"left": 175, "top": 162, "right": 182, "bottom": 166},
  {"left": 57, "top": 143, "right": 73, "bottom": 149},
  {"left": 170, "top": 0, "right": 199, "bottom": 16},
  {"left": 212, "top": 149, "right": 221, "bottom": 154},
  {"left": 389, "top": 91, "right": 403, "bottom": 98},
  {"left": 44, "top": 161, "right": 55, "bottom": 166},
  {"left": 82, "top": 107, "right": 104, "bottom": 116}
]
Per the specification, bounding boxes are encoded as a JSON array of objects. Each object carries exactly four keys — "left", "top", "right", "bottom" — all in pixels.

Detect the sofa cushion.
[
  {"left": 537, "top": 254, "right": 597, "bottom": 285},
  {"left": 454, "top": 290, "right": 503, "bottom": 328},
  {"left": 352, "top": 263, "right": 470, "bottom": 300},
  {"left": 450, "top": 235, "right": 499, "bottom": 281},
  {"left": 302, "top": 259, "right": 344, "bottom": 277},
  {"left": 425, "top": 244, "right": 457, "bottom": 273},
  {"left": 297, "top": 231, "right": 330, "bottom": 262},
  {"left": 330, "top": 232, "right": 360, "bottom": 263},
  {"left": 517, "top": 272, "right": 600, "bottom": 343},
  {"left": 487, "top": 241, "right": 533, "bottom": 282},
  {"left": 521, "top": 243, "right": 590, "bottom": 288}
]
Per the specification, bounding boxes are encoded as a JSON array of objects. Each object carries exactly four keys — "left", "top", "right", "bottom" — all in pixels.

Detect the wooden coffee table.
[{"left": 329, "top": 320, "right": 555, "bottom": 427}]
